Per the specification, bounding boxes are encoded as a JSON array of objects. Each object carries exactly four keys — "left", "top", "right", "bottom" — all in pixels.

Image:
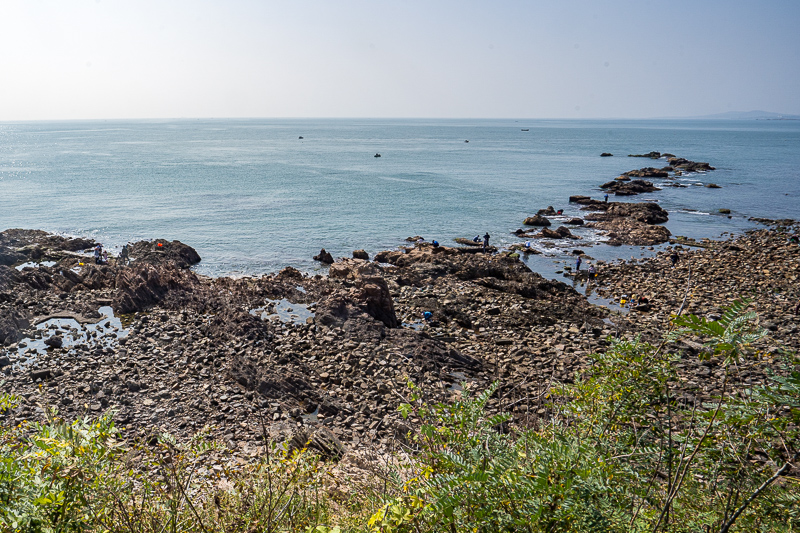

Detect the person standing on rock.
[
  {"left": 483, "top": 233, "right": 490, "bottom": 253},
  {"left": 670, "top": 251, "right": 679, "bottom": 267},
  {"left": 604, "top": 193, "right": 609, "bottom": 203},
  {"left": 119, "top": 244, "right": 129, "bottom": 266},
  {"left": 588, "top": 264, "right": 596, "bottom": 278},
  {"left": 575, "top": 256, "right": 582, "bottom": 272},
  {"left": 94, "top": 244, "right": 102, "bottom": 264}
]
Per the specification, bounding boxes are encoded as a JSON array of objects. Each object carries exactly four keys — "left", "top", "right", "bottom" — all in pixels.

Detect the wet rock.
[
  {"left": 584, "top": 202, "right": 669, "bottom": 225},
  {"left": 600, "top": 179, "right": 661, "bottom": 195},
  {"left": 666, "top": 158, "right": 715, "bottom": 172},
  {"left": 523, "top": 215, "right": 551, "bottom": 227},
  {"left": 313, "top": 249, "right": 334, "bottom": 264},
  {"left": 127, "top": 240, "right": 201, "bottom": 269},
  {"left": 44, "top": 335, "right": 63, "bottom": 348},
  {"left": 352, "top": 250, "right": 370, "bottom": 261},
  {"left": 628, "top": 151, "right": 662, "bottom": 159},
  {"left": 537, "top": 206, "right": 557, "bottom": 216}
]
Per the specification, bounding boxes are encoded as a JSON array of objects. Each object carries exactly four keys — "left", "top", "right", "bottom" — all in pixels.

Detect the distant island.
[{"left": 683, "top": 110, "right": 800, "bottom": 120}]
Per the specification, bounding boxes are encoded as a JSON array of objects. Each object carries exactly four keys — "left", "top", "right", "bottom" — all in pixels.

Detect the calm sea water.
[{"left": 1, "top": 118, "right": 799, "bottom": 277}]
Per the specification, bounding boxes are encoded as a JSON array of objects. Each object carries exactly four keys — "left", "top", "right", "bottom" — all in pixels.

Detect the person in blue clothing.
[
  {"left": 575, "top": 256, "right": 582, "bottom": 271},
  {"left": 483, "top": 233, "right": 490, "bottom": 253},
  {"left": 604, "top": 193, "right": 609, "bottom": 203}
]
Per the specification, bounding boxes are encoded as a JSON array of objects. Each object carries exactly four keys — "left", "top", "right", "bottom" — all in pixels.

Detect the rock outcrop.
[{"left": 523, "top": 215, "right": 551, "bottom": 227}]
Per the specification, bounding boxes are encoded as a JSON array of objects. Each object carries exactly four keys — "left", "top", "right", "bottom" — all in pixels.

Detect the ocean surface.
[{"left": 1, "top": 118, "right": 799, "bottom": 278}]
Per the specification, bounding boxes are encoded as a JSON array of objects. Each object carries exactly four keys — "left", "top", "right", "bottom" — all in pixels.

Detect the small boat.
[
  {"left": 521, "top": 129, "right": 529, "bottom": 131},
  {"left": 374, "top": 153, "right": 381, "bottom": 158},
  {"left": 299, "top": 136, "right": 304, "bottom": 139},
  {"left": 464, "top": 140, "right": 469, "bottom": 143}
]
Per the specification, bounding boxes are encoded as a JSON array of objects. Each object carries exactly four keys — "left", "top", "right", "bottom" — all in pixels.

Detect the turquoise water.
[{"left": 1, "top": 118, "right": 799, "bottom": 277}]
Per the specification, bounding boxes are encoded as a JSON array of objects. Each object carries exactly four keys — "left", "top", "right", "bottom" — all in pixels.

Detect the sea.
[{"left": 1, "top": 118, "right": 799, "bottom": 280}]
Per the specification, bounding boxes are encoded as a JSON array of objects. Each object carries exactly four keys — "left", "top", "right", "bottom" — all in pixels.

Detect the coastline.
[{"left": 2, "top": 222, "right": 799, "bottom": 456}]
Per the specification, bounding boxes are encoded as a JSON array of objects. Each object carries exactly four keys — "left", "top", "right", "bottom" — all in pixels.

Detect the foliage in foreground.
[{"left": 1, "top": 300, "right": 799, "bottom": 532}]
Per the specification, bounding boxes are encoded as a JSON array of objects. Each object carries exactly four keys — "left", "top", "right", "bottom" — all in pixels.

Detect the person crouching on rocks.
[
  {"left": 670, "top": 252, "right": 679, "bottom": 267},
  {"left": 483, "top": 233, "right": 490, "bottom": 253}
]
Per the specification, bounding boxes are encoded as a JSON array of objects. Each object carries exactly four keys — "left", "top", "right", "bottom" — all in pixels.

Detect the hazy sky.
[{"left": 2, "top": 0, "right": 799, "bottom": 120}]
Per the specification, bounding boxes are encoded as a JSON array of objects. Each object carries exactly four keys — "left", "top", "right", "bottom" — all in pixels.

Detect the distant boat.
[
  {"left": 521, "top": 129, "right": 529, "bottom": 131},
  {"left": 299, "top": 136, "right": 304, "bottom": 139},
  {"left": 374, "top": 153, "right": 381, "bottom": 158},
  {"left": 465, "top": 140, "right": 469, "bottom": 143}
]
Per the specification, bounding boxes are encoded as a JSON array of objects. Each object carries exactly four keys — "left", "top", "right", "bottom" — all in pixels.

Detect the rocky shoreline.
[{"left": 2, "top": 220, "right": 799, "bottom": 460}]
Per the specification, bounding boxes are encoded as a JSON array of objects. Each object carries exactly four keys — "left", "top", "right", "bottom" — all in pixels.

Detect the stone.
[
  {"left": 44, "top": 335, "right": 63, "bottom": 348},
  {"left": 523, "top": 215, "right": 551, "bottom": 227},
  {"left": 313, "top": 249, "right": 334, "bottom": 264},
  {"left": 352, "top": 250, "right": 370, "bottom": 261}
]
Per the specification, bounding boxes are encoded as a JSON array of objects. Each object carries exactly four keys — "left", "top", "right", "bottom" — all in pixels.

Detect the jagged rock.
[
  {"left": 584, "top": 202, "right": 669, "bottom": 225},
  {"left": 667, "top": 158, "right": 715, "bottom": 172},
  {"left": 600, "top": 179, "right": 661, "bottom": 195},
  {"left": 127, "top": 240, "right": 201, "bottom": 269},
  {"left": 313, "top": 249, "right": 334, "bottom": 264},
  {"left": 0, "top": 310, "right": 30, "bottom": 346},
  {"left": 620, "top": 168, "right": 669, "bottom": 179},
  {"left": 352, "top": 249, "right": 370, "bottom": 260},
  {"left": 536, "top": 227, "right": 578, "bottom": 240},
  {"left": 628, "top": 151, "right": 662, "bottom": 158},
  {"left": 588, "top": 218, "right": 672, "bottom": 246},
  {"left": 537, "top": 206, "right": 557, "bottom": 216},
  {"left": 113, "top": 263, "right": 200, "bottom": 313}
]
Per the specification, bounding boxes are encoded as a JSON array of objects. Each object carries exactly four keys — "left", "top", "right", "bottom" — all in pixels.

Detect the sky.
[{"left": 1, "top": 0, "right": 799, "bottom": 120}]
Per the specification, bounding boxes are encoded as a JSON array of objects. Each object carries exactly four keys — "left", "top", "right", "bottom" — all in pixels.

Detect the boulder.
[
  {"left": 564, "top": 218, "right": 584, "bottom": 226},
  {"left": 352, "top": 249, "right": 370, "bottom": 261},
  {"left": 127, "top": 240, "right": 201, "bottom": 269},
  {"left": 537, "top": 206, "right": 557, "bottom": 216},
  {"left": 523, "top": 215, "right": 551, "bottom": 227},
  {"left": 44, "top": 335, "right": 63, "bottom": 348},
  {"left": 313, "top": 249, "right": 334, "bottom": 264}
]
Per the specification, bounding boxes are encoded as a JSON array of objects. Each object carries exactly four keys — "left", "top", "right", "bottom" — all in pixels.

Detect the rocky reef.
[{"left": 3, "top": 224, "right": 798, "bottom": 462}]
